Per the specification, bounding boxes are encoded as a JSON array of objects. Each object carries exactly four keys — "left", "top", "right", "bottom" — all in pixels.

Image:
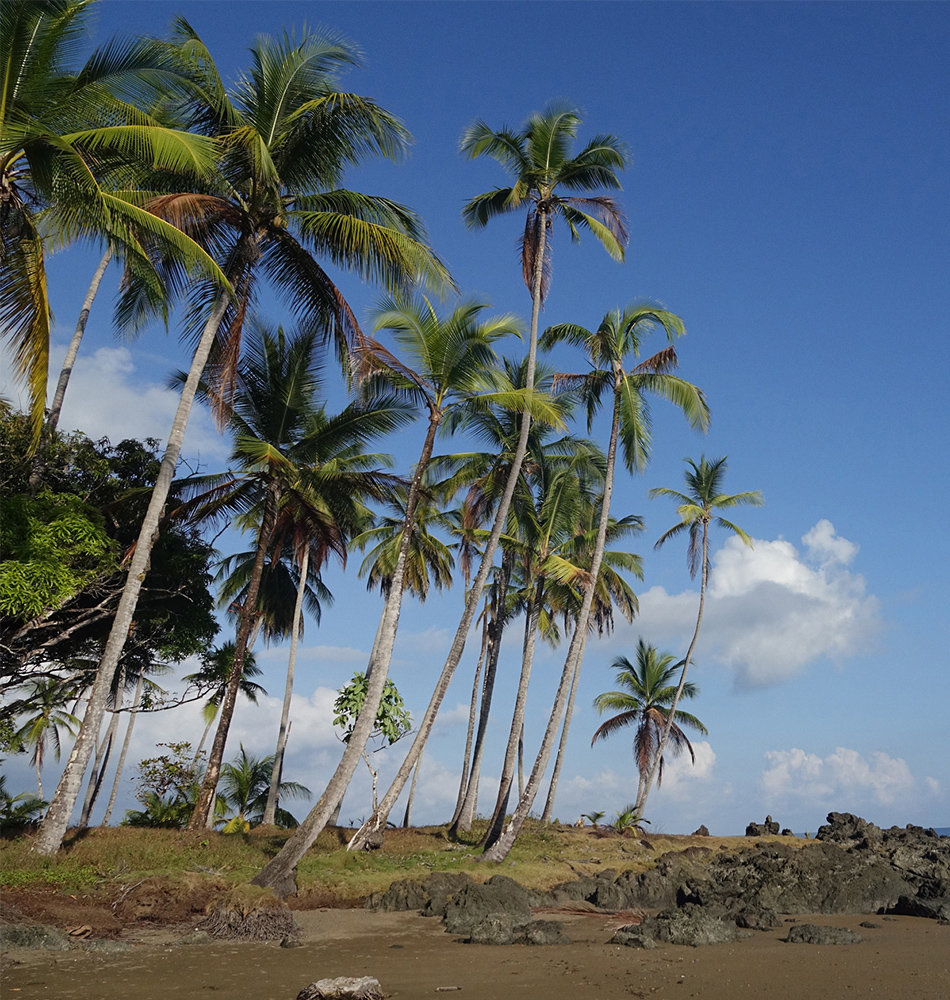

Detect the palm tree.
[
  {"left": 217, "top": 745, "right": 310, "bottom": 833},
  {"left": 636, "top": 455, "right": 762, "bottom": 814},
  {"left": 14, "top": 678, "right": 80, "bottom": 798},
  {"left": 253, "top": 296, "right": 518, "bottom": 882},
  {"left": 0, "top": 0, "right": 225, "bottom": 440},
  {"left": 36, "top": 21, "right": 448, "bottom": 855},
  {"left": 182, "top": 322, "right": 407, "bottom": 830},
  {"left": 592, "top": 639, "right": 707, "bottom": 810},
  {"left": 482, "top": 304, "right": 709, "bottom": 859},
  {"left": 183, "top": 642, "right": 265, "bottom": 760}
]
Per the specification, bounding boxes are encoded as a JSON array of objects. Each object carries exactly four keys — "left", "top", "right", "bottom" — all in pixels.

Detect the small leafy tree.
[
  {"left": 122, "top": 741, "right": 204, "bottom": 828},
  {"left": 333, "top": 672, "right": 411, "bottom": 812}
]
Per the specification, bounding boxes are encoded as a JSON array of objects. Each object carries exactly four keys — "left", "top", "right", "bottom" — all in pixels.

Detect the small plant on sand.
[{"left": 613, "top": 804, "right": 650, "bottom": 835}]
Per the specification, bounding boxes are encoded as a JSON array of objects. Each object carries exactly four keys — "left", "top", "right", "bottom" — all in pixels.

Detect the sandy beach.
[{"left": 3, "top": 907, "right": 947, "bottom": 1000}]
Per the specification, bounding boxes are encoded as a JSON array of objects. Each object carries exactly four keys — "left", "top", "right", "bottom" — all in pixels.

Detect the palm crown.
[{"left": 461, "top": 103, "right": 629, "bottom": 299}]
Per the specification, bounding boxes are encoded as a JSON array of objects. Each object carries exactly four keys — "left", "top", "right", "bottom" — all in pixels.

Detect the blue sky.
[{"left": 4, "top": 1, "right": 948, "bottom": 835}]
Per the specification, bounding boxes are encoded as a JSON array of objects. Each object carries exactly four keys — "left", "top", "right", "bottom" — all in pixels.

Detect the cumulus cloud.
[
  {"left": 760, "top": 747, "right": 914, "bottom": 807},
  {"left": 656, "top": 741, "right": 717, "bottom": 801},
  {"left": 634, "top": 520, "right": 882, "bottom": 687}
]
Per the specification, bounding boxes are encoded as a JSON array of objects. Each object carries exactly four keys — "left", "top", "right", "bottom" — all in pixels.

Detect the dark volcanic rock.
[
  {"left": 613, "top": 848, "right": 712, "bottom": 909},
  {"left": 692, "top": 825, "right": 710, "bottom": 837},
  {"left": 785, "top": 923, "right": 863, "bottom": 945},
  {"left": 889, "top": 895, "right": 950, "bottom": 922},
  {"left": 420, "top": 871, "right": 475, "bottom": 917},
  {"left": 367, "top": 871, "right": 474, "bottom": 915},
  {"left": 746, "top": 815, "right": 780, "bottom": 837},
  {"left": 636, "top": 905, "right": 752, "bottom": 947},
  {"left": 682, "top": 840, "right": 912, "bottom": 914},
  {"left": 734, "top": 906, "right": 783, "bottom": 931},
  {"left": 514, "top": 919, "right": 572, "bottom": 945},
  {"left": 444, "top": 876, "right": 533, "bottom": 938},
  {"left": 0, "top": 924, "right": 71, "bottom": 950}
]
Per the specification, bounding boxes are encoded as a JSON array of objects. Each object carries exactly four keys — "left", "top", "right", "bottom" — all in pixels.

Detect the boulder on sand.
[{"left": 297, "top": 978, "right": 383, "bottom": 1000}]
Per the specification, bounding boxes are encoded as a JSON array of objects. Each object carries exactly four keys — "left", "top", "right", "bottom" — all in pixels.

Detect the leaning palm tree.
[
  {"left": 482, "top": 303, "right": 709, "bottom": 859},
  {"left": 592, "top": 639, "right": 707, "bottom": 810},
  {"left": 0, "top": 0, "right": 225, "bottom": 440},
  {"left": 181, "top": 321, "right": 408, "bottom": 830},
  {"left": 635, "top": 455, "right": 762, "bottom": 814},
  {"left": 253, "top": 295, "right": 518, "bottom": 882},
  {"left": 36, "top": 23, "right": 447, "bottom": 854},
  {"left": 337, "top": 105, "right": 633, "bottom": 853}
]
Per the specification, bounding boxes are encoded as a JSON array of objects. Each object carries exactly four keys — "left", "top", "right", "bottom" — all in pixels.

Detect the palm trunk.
[
  {"left": 481, "top": 587, "right": 540, "bottom": 847},
  {"left": 541, "top": 648, "right": 581, "bottom": 823},
  {"left": 189, "top": 477, "right": 280, "bottom": 830},
  {"left": 483, "top": 369, "right": 621, "bottom": 861},
  {"left": 263, "top": 546, "right": 309, "bottom": 826},
  {"left": 102, "top": 672, "right": 144, "bottom": 826},
  {"left": 34, "top": 290, "right": 231, "bottom": 856},
  {"left": 402, "top": 754, "right": 421, "bottom": 828},
  {"left": 449, "top": 607, "right": 489, "bottom": 828},
  {"left": 79, "top": 664, "right": 126, "bottom": 828},
  {"left": 451, "top": 592, "right": 501, "bottom": 833},
  {"left": 252, "top": 412, "right": 441, "bottom": 894},
  {"left": 634, "top": 522, "right": 708, "bottom": 816},
  {"left": 29, "top": 248, "right": 113, "bottom": 493},
  {"left": 345, "top": 207, "right": 550, "bottom": 853}
]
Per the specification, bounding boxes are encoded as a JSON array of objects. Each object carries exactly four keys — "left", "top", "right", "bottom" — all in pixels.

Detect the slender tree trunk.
[
  {"left": 36, "top": 755, "right": 43, "bottom": 801},
  {"left": 263, "top": 546, "right": 309, "bottom": 826},
  {"left": 483, "top": 371, "right": 621, "bottom": 862},
  {"left": 402, "top": 754, "right": 421, "bottom": 828},
  {"left": 189, "top": 477, "right": 280, "bottom": 830},
  {"left": 481, "top": 590, "right": 540, "bottom": 848},
  {"left": 452, "top": 597, "right": 502, "bottom": 833},
  {"left": 449, "top": 607, "right": 489, "bottom": 827},
  {"left": 194, "top": 714, "right": 215, "bottom": 763},
  {"left": 634, "top": 523, "right": 709, "bottom": 816},
  {"left": 80, "top": 665, "right": 125, "bottom": 828},
  {"left": 29, "top": 248, "right": 113, "bottom": 493},
  {"left": 102, "top": 672, "right": 144, "bottom": 826},
  {"left": 35, "top": 291, "right": 231, "bottom": 855},
  {"left": 252, "top": 413, "right": 441, "bottom": 894},
  {"left": 345, "top": 209, "right": 550, "bottom": 853},
  {"left": 541, "top": 648, "right": 581, "bottom": 823}
]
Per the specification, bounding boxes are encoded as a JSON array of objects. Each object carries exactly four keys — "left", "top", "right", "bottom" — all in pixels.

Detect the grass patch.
[{"left": 1, "top": 822, "right": 801, "bottom": 909}]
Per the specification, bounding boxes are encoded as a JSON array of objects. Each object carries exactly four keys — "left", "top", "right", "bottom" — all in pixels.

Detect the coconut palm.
[
  {"left": 182, "top": 642, "right": 265, "bottom": 760},
  {"left": 482, "top": 304, "right": 709, "bottom": 859},
  {"left": 592, "top": 639, "right": 707, "bottom": 809},
  {"left": 217, "top": 745, "right": 310, "bottom": 832},
  {"left": 181, "top": 321, "right": 408, "bottom": 830},
  {"left": 36, "top": 21, "right": 448, "bottom": 855},
  {"left": 253, "top": 296, "right": 519, "bottom": 882},
  {"left": 636, "top": 455, "right": 762, "bottom": 814},
  {"left": 14, "top": 678, "right": 80, "bottom": 798},
  {"left": 333, "top": 106, "right": 630, "bottom": 856},
  {"left": 0, "top": 0, "right": 225, "bottom": 440}
]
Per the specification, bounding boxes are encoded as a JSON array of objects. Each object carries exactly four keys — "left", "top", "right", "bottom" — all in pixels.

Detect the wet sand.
[{"left": 3, "top": 908, "right": 947, "bottom": 1000}]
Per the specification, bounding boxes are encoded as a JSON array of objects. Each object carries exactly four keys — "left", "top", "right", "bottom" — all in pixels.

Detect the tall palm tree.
[
  {"left": 335, "top": 106, "right": 633, "bottom": 853},
  {"left": 182, "top": 322, "right": 407, "bottom": 829},
  {"left": 483, "top": 304, "right": 709, "bottom": 859},
  {"left": 592, "top": 639, "right": 707, "bottom": 810},
  {"left": 36, "top": 24, "right": 447, "bottom": 855},
  {"left": 1, "top": 0, "right": 225, "bottom": 440},
  {"left": 14, "top": 678, "right": 80, "bottom": 798},
  {"left": 636, "top": 455, "right": 762, "bottom": 814},
  {"left": 253, "top": 296, "right": 518, "bottom": 883}
]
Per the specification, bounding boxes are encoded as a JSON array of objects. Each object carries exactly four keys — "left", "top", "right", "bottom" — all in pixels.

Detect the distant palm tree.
[
  {"left": 592, "top": 639, "right": 707, "bottom": 809},
  {"left": 638, "top": 455, "right": 762, "bottom": 813},
  {"left": 14, "top": 679, "right": 80, "bottom": 798},
  {"left": 183, "top": 642, "right": 266, "bottom": 760},
  {"left": 218, "top": 745, "right": 310, "bottom": 832}
]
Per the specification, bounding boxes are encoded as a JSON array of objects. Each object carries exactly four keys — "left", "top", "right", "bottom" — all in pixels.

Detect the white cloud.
[
  {"left": 656, "top": 741, "right": 717, "bottom": 801},
  {"left": 632, "top": 521, "right": 882, "bottom": 688},
  {"left": 760, "top": 747, "right": 914, "bottom": 807},
  {"left": 925, "top": 777, "right": 941, "bottom": 796}
]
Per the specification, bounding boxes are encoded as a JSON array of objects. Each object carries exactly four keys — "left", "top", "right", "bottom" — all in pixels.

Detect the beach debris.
[
  {"left": 785, "top": 923, "right": 863, "bottom": 945},
  {"left": 198, "top": 885, "right": 298, "bottom": 941},
  {"left": 297, "top": 977, "right": 383, "bottom": 1000}
]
